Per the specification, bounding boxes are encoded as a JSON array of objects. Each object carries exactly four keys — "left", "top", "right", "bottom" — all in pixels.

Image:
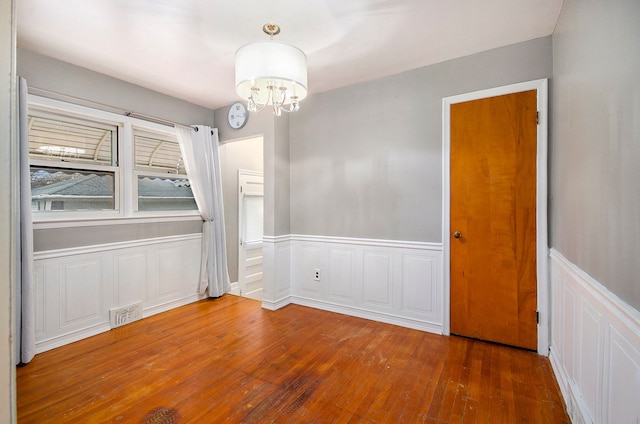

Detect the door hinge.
[
  {"left": 536, "top": 111, "right": 540, "bottom": 125},
  {"left": 240, "top": 185, "right": 243, "bottom": 193},
  {"left": 536, "top": 311, "right": 540, "bottom": 324}
]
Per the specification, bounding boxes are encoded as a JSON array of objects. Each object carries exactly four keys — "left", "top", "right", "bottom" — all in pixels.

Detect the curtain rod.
[
  {"left": 125, "top": 111, "right": 180, "bottom": 127},
  {"left": 122, "top": 112, "right": 205, "bottom": 132},
  {"left": 27, "top": 86, "right": 197, "bottom": 129},
  {"left": 126, "top": 113, "right": 212, "bottom": 133}
]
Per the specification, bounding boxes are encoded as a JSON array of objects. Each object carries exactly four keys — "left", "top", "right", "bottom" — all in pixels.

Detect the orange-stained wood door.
[{"left": 450, "top": 90, "right": 538, "bottom": 350}]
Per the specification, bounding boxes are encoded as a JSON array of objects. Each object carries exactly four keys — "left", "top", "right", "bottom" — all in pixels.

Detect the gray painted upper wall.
[
  {"left": 290, "top": 37, "right": 553, "bottom": 242},
  {"left": 551, "top": 0, "right": 640, "bottom": 310},
  {"left": 17, "top": 49, "right": 214, "bottom": 250},
  {"left": 18, "top": 48, "right": 214, "bottom": 126},
  {"left": 34, "top": 220, "right": 203, "bottom": 252},
  {"left": 214, "top": 106, "right": 291, "bottom": 237}
]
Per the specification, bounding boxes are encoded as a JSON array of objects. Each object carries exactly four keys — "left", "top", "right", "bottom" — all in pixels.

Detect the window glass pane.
[
  {"left": 135, "top": 134, "right": 186, "bottom": 174},
  {"left": 30, "top": 167, "right": 115, "bottom": 211},
  {"left": 28, "top": 115, "right": 116, "bottom": 165},
  {"left": 137, "top": 176, "right": 197, "bottom": 211},
  {"left": 243, "top": 195, "right": 263, "bottom": 243}
]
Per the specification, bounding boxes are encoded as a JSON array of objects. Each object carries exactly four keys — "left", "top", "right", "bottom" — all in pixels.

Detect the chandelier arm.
[{"left": 248, "top": 87, "right": 267, "bottom": 112}]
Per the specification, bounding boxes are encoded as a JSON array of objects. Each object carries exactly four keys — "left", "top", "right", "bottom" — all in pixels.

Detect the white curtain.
[
  {"left": 176, "top": 125, "right": 230, "bottom": 297},
  {"left": 18, "top": 76, "right": 36, "bottom": 363}
]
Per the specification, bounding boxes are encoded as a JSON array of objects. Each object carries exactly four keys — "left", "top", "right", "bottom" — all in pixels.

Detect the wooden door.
[{"left": 450, "top": 90, "right": 538, "bottom": 350}]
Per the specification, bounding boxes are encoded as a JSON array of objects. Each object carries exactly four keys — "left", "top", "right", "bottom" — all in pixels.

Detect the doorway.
[
  {"left": 218, "top": 136, "right": 263, "bottom": 300},
  {"left": 442, "top": 79, "right": 549, "bottom": 354},
  {"left": 237, "top": 170, "right": 264, "bottom": 300}
]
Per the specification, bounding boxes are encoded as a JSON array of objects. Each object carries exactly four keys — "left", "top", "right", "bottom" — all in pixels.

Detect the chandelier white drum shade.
[{"left": 235, "top": 25, "right": 308, "bottom": 116}]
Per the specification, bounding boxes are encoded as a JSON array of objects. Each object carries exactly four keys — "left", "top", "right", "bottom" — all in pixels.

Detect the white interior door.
[{"left": 238, "top": 170, "right": 263, "bottom": 300}]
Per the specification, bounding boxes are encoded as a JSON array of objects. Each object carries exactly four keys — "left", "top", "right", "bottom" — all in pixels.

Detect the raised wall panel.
[
  {"left": 607, "top": 327, "right": 640, "bottom": 423},
  {"left": 115, "top": 253, "right": 146, "bottom": 306},
  {"left": 275, "top": 244, "right": 291, "bottom": 297},
  {"left": 551, "top": 267, "right": 564, "bottom": 362},
  {"left": 562, "top": 282, "right": 577, "bottom": 381},
  {"left": 299, "top": 246, "right": 322, "bottom": 294},
  {"left": 362, "top": 251, "right": 392, "bottom": 309},
  {"left": 157, "top": 248, "right": 183, "bottom": 298},
  {"left": 60, "top": 260, "right": 102, "bottom": 326},
  {"left": 34, "top": 265, "right": 46, "bottom": 336},
  {"left": 328, "top": 249, "right": 354, "bottom": 301},
  {"left": 261, "top": 240, "right": 275, "bottom": 301},
  {"left": 401, "top": 254, "right": 437, "bottom": 317},
  {"left": 182, "top": 239, "right": 202, "bottom": 295},
  {"left": 578, "top": 299, "right": 602, "bottom": 420}
]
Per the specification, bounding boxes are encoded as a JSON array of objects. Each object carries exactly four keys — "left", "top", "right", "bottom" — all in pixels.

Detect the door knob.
[{"left": 453, "top": 231, "right": 462, "bottom": 239}]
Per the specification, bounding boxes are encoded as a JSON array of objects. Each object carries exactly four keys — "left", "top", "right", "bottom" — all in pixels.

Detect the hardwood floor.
[{"left": 17, "top": 295, "right": 570, "bottom": 423}]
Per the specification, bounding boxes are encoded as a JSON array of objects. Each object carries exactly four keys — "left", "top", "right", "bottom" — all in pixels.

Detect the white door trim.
[{"left": 442, "top": 79, "right": 549, "bottom": 355}]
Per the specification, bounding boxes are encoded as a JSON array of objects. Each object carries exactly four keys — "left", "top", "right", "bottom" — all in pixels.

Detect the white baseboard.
[
  {"left": 35, "top": 323, "right": 112, "bottom": 354},
  {"left": 550, "top": 346, "right": 592, "bottom": 424},
  {"left": 143, "top": 293, "right": 205, "bottom": 318},
  {"left": 261, "top": 296, "right": 292, "bottom": 311},
  {"left": 291, "top": 296, "right": 443, "bottom": 334}
]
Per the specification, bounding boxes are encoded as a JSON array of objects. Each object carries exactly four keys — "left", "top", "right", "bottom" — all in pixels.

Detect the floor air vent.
[{"left": 109, "top": 302, "right": 143, "bottom": 328}]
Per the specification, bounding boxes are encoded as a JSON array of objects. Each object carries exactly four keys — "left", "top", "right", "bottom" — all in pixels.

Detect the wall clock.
[{"left": 228, "top": 102, "right": 248, "bottom": 129}]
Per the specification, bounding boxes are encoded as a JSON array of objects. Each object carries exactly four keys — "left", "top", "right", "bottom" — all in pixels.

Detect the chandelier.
[{"left": 235, "top": 23, "right": 308, "bottom": 116}]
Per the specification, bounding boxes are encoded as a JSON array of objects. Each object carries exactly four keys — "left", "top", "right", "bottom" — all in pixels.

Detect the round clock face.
[{"left": 228, "top": 102, "right": 247, "bottom": 129}]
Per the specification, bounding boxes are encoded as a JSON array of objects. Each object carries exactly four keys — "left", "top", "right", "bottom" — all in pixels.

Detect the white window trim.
[{"left": 28, "top": 94, "right": 201, "bottom": 226}]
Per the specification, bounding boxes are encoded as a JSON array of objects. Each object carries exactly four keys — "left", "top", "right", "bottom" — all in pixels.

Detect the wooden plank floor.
[{"left": 17, "top": 295, "right": 570, "bottom": 423}]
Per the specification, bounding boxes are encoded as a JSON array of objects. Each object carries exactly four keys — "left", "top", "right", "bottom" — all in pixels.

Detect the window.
[
  {"left": 28, "top": 113, "right": 118, "bottom": 212},
  {"left": 133, "top": 131, "right": 197, "bottom": 211},
  {"left": 31, "top": 167, "right": 115, "bottom": 211},
  {"left": 28, "top": 95, "right": 201, "bottom": 221}
]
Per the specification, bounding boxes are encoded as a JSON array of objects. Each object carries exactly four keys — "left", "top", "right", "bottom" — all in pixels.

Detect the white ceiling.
[{"left": 17, "top": 0, "right": 564, "bottom": 110}]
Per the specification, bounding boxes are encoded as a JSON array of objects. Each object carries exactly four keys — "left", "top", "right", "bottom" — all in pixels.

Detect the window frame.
[
  {"left": 28, "top": 95, "right": 201, "bottom": 227},
  {"left": 131, "top": 126, "right": 197, "bottom": 216}
]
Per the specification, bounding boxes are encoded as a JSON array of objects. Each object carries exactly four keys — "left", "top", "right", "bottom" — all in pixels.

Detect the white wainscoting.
[
  {"left": 261, "top": 235, "right": 292, "bottom": 310},
  {"left": 33, "top": 233, "right": 204, "bottom": 353},
  {"left": 266, "top": 235, "right": 443, "bottom": 333},
  {"left": 549, "top": 249, "right": 640, "bottom": 424}
]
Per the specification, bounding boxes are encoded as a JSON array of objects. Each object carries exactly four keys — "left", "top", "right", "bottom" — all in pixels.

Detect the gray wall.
[
  {"left": 33, "top": 220, "right": 203, "bottom": 251},
  {"left": 551, "top": 0, "right": 640, "bottom": 310},
  {"left": 18, "top": 48, "right": 214, "bottom": 126},
  {"left": 215, "top": 106, "right": 290, "bottom": 238},
  {"left": 219, "top": 137, "right": 263, "bottom": 283},
  {"left": 290, "top": 37, "right": 553, "bottom": 242},
  {"left": 17, "top": 49, "right": 215, "bottom": 250}
]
